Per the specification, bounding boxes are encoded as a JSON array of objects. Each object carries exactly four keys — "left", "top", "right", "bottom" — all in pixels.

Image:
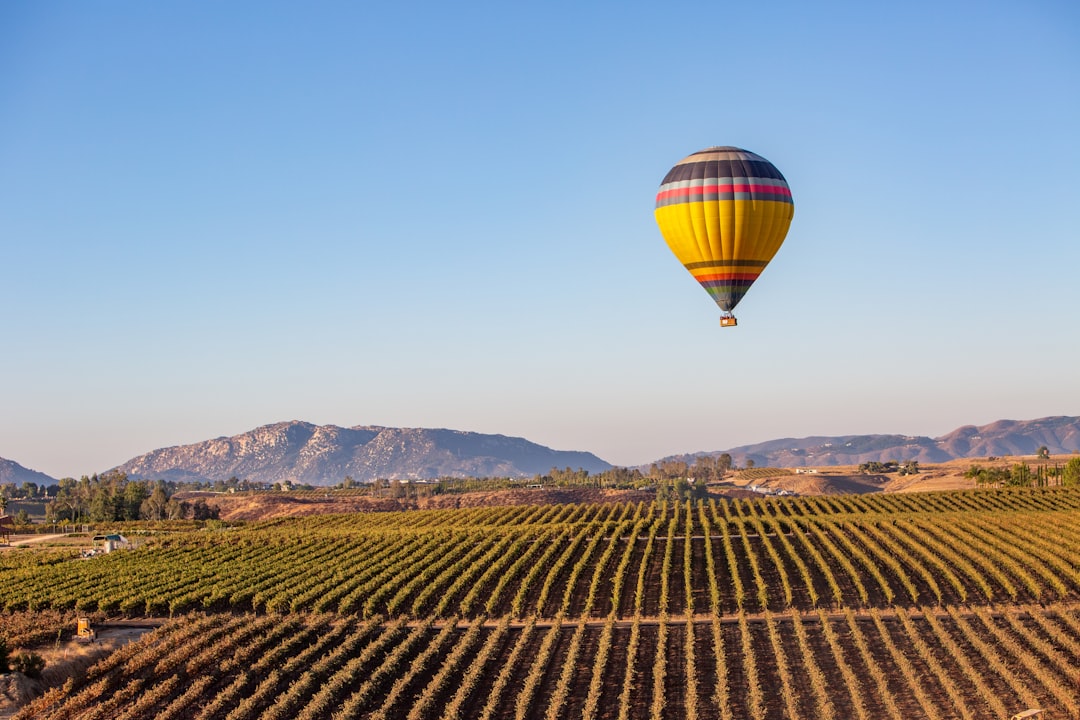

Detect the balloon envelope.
[{"left": 655, "top": 146, "right": 793, "bottom": 314}]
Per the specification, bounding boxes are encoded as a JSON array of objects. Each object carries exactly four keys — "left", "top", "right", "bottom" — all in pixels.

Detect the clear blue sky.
[{"left": 2, "top": 1, "right": 1078, "bottom": 479}]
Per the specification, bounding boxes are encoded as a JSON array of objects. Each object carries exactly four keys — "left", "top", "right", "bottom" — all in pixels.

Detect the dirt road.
[{"left": 2, "top": 534, "right": 68, "bottom": 548}]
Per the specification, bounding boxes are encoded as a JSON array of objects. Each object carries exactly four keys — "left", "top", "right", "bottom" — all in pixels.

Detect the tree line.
[
  {"left": 858, "top": 461, "right": 920, "bottom": 475},
  {"left": 349, "top": 455, "right": 738, "bottom": 501},
  {"left": 9, "top": 452, "right": 747, "bottom": 518},
  {"left": 964, "top": 457, "right": 1080, "bottom": 487},
  {"left": 41, "top": 472, "right": 222, "bottom": 523}
]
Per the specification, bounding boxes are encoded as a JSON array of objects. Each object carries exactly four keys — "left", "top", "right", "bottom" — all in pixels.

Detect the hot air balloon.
[{"left": 654, "top": 147, "right": 793, "bottom": 326}]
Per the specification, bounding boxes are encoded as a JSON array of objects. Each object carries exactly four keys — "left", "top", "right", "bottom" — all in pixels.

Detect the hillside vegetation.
[{"left": 1, "top": 485, "right": 1079, "bottom": 718}]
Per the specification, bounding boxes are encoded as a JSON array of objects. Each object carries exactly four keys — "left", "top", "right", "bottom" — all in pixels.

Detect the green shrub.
[{"left": 11, "top": 652, "right": 45, "bottom": 678}]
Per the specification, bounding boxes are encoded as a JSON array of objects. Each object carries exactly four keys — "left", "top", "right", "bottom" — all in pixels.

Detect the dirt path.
[{"left": 2, "top": 534, "right": 68, "bottom": 548}]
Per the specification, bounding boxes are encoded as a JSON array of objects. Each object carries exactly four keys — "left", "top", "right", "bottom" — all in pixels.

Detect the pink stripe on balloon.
[{"left": 655, "top": 184, "right": 792, "bottom": 201}]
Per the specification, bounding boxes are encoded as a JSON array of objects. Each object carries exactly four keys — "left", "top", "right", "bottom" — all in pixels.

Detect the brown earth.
[{"left": 732, "top": 454, "right": 1072, "bottom": 495}]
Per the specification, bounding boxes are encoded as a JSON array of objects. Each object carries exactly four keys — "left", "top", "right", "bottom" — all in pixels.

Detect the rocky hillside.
[
  {"left": 675, "top": 415, "right": 1080, "bottom": 468},
  {"left": 8, "top": 415, "right": 1078, "bottom": 486},
  {"left": 112, "top": 421, "right": 612, "bottom": 485},
  {"left": 0, "top": 457, "right": 55, "bottom": 486}
]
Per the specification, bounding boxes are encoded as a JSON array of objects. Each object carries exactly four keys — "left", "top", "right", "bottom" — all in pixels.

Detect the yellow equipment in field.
[{"left": 76, "top": 617, "right": 96, "bottom": 642}]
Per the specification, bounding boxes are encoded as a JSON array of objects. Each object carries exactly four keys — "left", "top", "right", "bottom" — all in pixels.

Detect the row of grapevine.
[
  {"left": 22, "top": 605, "right": 1076, "bottom": 719},
  {"left": 4, "top": 493, "right": 1080, "bottom": 620},
  {"left": 97, "top": 485, "right": 1080, "bottom": 541}
]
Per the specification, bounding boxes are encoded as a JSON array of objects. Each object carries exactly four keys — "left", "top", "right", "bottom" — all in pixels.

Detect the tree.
[
  {"left": 164, "top": 498, "right": 189, "bottom": 520},
  {"left": 1037, "top": 445, "right": 1050, "bottom": 459},
  {"left": 1064, "top": 457, "right": 1080, "bottom": 487},
  {"left": 191, "top": 499, "right": 219, "bottom": 521},
  {"left": 88, "top": 487, "right": 115, "bottom": 522},
  {"left": 965, "top": 464, "right": 1011, "bottom": 486},
  {"left": 899, "top": 461, "right": 920, "bottom": 476},
  {"left": 646, "top": 460, "right": 689, "bottom": 481},
  {"left": 123, "top": 483, "right": 148, "bottom": 521},
  {"left": 690, "top": 454, "right": 733, "bottom": 483},
  {"left": 141, "top": 482, "right": 169, "bottom": 521},
  {"left": 1008, "top": 462, "right": 1031, "bottom": 486},
  {"left": 596, "top": 466, "right": 642, "bottom": 488}
]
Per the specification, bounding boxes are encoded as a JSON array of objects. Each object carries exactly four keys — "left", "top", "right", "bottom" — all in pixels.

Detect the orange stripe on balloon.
[{"left": 693, "top": 273, "right": 761, "bottom": 282}]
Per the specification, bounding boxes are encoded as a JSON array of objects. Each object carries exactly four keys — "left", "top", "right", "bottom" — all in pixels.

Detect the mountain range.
[
  {"left": 2, "top": 416, "right": 1078, "bottom": 486},
  {"left": 662, "top": 416, "right": 1080, "bottom": 469},
  {"left": 111, "top": 422, "right": 612, "bottom": 485},
  {"left": 0, "top": 457, "right": 56, "bottom": 486}
]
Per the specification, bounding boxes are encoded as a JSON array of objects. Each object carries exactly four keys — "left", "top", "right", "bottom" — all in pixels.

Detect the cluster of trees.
[
  {"left": 514, "top": 455, "right": 735, "bottom": 490},
  {"left": 964, "top": 457, "right": 1080, "bottom": 487},
  {"left": 352, "top": 470, "right": 626, "bottom": 500},
  {"left": 44, "top": 472, "right": 220, "bottom": 524},
  {"left": 0, "top": 482, "right": 56, "bottom": 525},
  {"left": 21, "top": 452, "right": 765, "bottom": 507},
  {"left": 646, "top": 454, "right": 734, "bottom": 483},
  {"left": 328, "top": 455, "right": 745, "bottom": 499},
  {"left": 535, "top": 462, "right": 732, "bottom": 487},
  {"left": 652, "top": 477, "right": 709, "bottom": 501},
  {"left": 0, "top": 481, "right": 56, "bottom": 500},
  {"left": 858, "top": 461, "right": 920, "bottom": 475},
  {"left": 396, "top": 455, "right": 738, "bottom": 498}
]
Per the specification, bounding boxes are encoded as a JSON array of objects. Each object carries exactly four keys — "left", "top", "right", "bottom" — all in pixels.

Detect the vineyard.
[{"left": 5, "top": 486, "right": 1080, "bottom": 718}]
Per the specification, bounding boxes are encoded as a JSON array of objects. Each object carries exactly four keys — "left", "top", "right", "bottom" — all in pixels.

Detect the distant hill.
[
  {"left": 661, "top": 415, "right": 1080, "bottom": 468},
  {"left": 0, "top": 457, "right": 56, "bottom": 486},
  {"left": 112, "top": 421, "right": 613, "bottom": 485},
  {"left": 7, "top": 415, "right": 1078, "bottom": 487}
]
